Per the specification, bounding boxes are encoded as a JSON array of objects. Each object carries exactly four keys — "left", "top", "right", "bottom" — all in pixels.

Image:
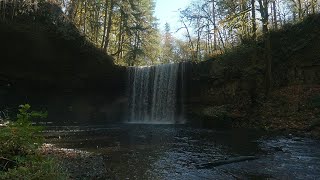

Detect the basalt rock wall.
[
  {"left": 0, "top": 20, "right": 127, "bottom": 125},
  {"left": 184, "top": 14, "right": 320, "bottom": 129}
]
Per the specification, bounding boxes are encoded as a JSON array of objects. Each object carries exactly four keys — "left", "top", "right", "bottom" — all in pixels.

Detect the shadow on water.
[{"left": 44, "top": 124, "right": 320, "bottom": 179}]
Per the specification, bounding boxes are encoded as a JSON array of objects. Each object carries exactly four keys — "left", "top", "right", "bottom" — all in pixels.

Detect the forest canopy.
[{"left": 0, "top": 0, "right": 319, "bottom": 66}]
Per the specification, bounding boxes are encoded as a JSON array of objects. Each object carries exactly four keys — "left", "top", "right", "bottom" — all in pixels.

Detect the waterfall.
[{"left": 127, "top": 63, "right": 184, "bottom": 124}]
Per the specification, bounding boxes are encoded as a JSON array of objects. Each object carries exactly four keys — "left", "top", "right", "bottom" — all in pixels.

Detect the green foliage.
[
  {"left": 0, "top": 104, "right": 67, "bottom": 179},
  {"left": 0, "top": 104, "right": 46, "bottom": 159}
]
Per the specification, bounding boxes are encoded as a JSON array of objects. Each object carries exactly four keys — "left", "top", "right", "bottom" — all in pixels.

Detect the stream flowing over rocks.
[{"left": 44, "top": 125, "right": 320, "bottom": 179}]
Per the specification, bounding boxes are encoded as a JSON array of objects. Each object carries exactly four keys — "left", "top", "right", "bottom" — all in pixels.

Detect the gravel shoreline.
[{"left": 40, "top": 144, "right": 107, "bottom": 180}]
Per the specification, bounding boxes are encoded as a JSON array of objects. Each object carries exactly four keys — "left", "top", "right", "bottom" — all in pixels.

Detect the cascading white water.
[{"left": 127, "top": 63, "right": 183, "bottom": 124}]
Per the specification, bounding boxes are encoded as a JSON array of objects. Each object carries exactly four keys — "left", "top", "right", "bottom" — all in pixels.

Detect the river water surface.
[{"left": 44, "top": 125, "right": 320, "bottom": 179}]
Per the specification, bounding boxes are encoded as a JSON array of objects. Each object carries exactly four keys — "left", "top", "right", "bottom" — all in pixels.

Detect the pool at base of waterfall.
[{"left": 44, "top": 124, "right": 320, "bottom": 179}]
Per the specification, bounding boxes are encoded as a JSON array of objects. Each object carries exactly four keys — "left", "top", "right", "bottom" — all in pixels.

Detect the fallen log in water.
[{"left": 196, "top": 156, "right": 258, "bottom": 169}]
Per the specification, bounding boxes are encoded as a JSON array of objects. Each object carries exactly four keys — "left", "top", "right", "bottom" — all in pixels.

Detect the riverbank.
[{"left": 40, "top": 143, "right": 107, "bottom": 179}]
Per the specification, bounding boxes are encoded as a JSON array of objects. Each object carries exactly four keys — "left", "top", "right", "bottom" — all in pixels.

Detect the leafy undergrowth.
[{"left": 0, "top": 104, "right": 67, "bottom": 179}]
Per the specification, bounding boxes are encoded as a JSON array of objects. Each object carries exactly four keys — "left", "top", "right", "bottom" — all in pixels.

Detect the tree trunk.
[
  {"left": 251, "top": 0, "right": 257, "bottom": 40},
  {"left": 277, "top": 0, "right": 283, "bottom": 27},
  {"left": 258, "top": 0, "right": 272, "bottom": 96},
  {"left": 298, "top": 0, "right": 302, "bottom": 19},
  {"left": 217, "top": 28, "right": 225, "bottom": 50},
  {"left": 265, "top": 32, "right": 272, "bottom": 96},
  {"left": 311, "top": 0, "right": 317, "bottom": 14},
  {"left": 94, "top": 2, "right": 100, "bottom": 44},
  {"left": 196, "top": 28, "right": 201, "bottom": 60},
  {"left": 78, "top": 0, "right": 83, "bottom": 29},
  {"left": 272, "top": 1, "right": 278, "bottom": 30},
  {"left": 240, "top": 0, "right": 248, "bottom": 39},
  {"left": 103, "top": 0, "right": 115, "bottom": 52},
  {"left": 83, "top": 0, "right": 87, "bottom": 34},
  {"left": 258, "top": 0, "right": 269, "bottom": 34},
  {"left": 212, "top": 0, "right": 217, "bottom": 50},
  {"left": 101, "top": 0, "right": 108, "bottom": 49},
  {"left": 117, "top": 10, "right": 124, "bottom": 59}
]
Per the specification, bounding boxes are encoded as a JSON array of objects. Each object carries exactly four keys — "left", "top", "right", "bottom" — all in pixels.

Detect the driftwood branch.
[
  {"left": 197, "top": 156, "right": 258, "bottom": 169},
  {"left": 0, "top": 157, "right": 15, "bottom": 163},
  {"left": 0, "top": 157, "right": 17, "bottom": 170},
  {"left": 3, "top": 161, "right": 9, "bottom": 170}
]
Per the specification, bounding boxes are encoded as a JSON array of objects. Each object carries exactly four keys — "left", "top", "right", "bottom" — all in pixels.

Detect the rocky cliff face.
[
  {"left": 184, "top": 14, "right": 320, "bottom": 135},
  {"left": 0, "top": 18, "right": 127, "bottom": 124}
]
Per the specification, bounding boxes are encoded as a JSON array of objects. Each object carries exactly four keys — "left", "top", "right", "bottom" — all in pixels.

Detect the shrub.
[
  {"left": 0, "top": 104, "right": 67, "bottom": 179},
  {"left": 0, "top": 104, "right": 46, "bottom": 159}
]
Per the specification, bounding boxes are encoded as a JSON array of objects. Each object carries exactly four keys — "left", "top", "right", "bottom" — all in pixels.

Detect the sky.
[{"left": 154, "top": 0, "right": 191, "bottom": 38}]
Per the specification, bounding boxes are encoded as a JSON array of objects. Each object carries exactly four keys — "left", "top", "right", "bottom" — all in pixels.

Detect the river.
[{"left": 44, "top": 124, "right": 320, "bottom": 179}]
